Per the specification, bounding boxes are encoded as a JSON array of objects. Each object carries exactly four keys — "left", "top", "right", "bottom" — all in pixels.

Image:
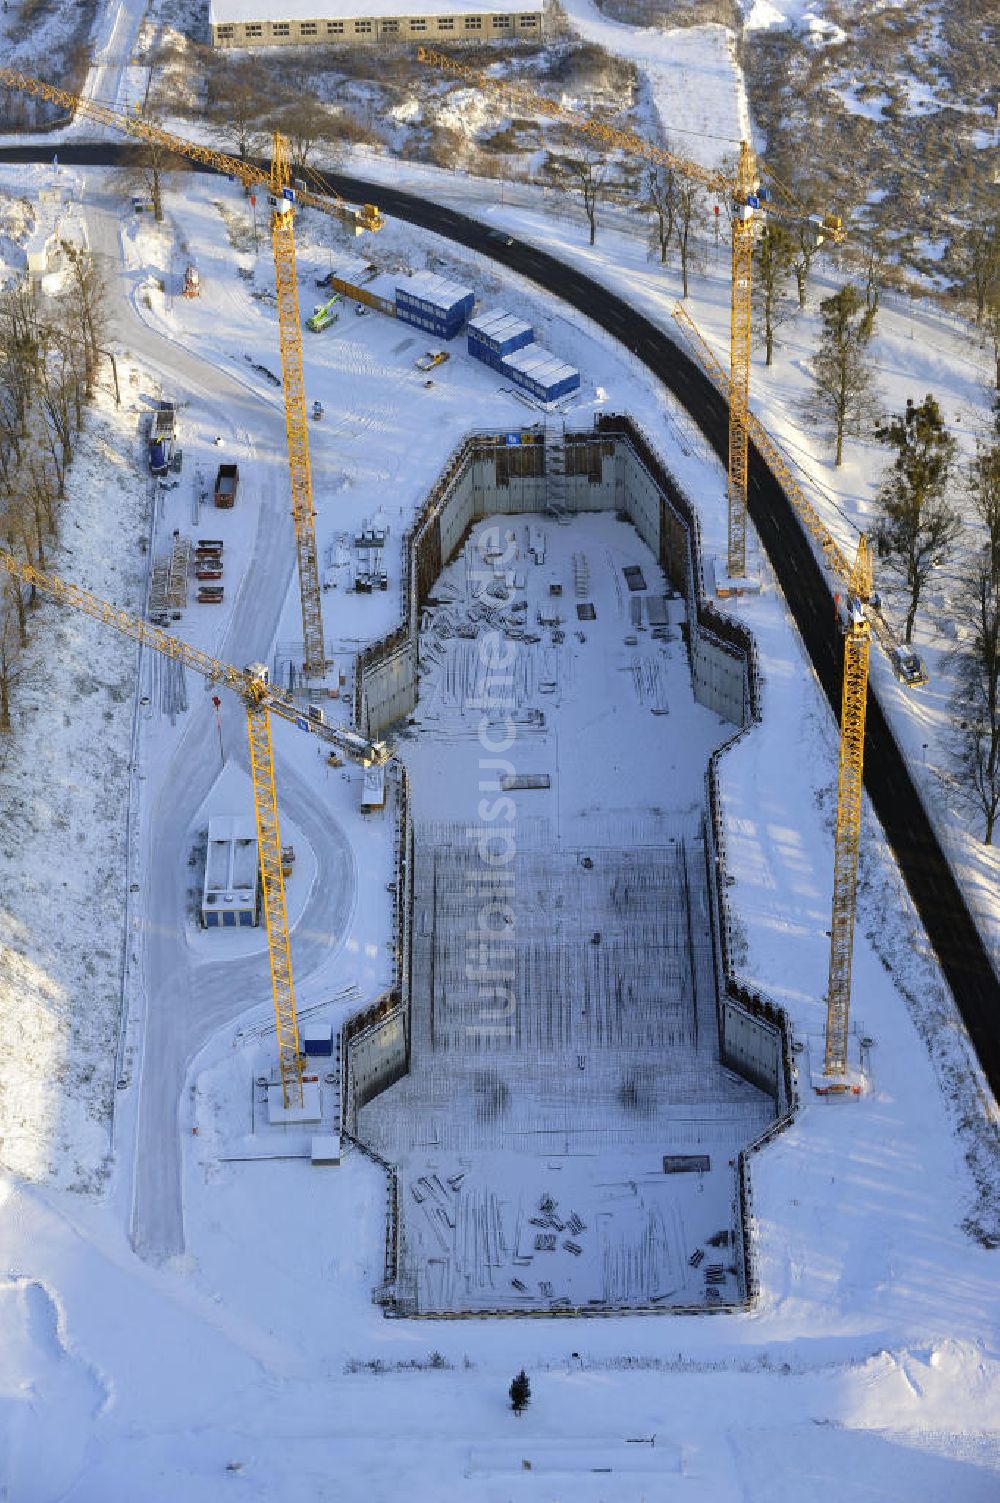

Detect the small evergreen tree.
[
  {"left": 873, "top": 394, "right": 962, "bottom": 643},
  {"left": 509, "top": 1369, "right": 531, "bottom": 1415},
  {"left": 809, "top": 284, "right": 877, "bottom": 465}
]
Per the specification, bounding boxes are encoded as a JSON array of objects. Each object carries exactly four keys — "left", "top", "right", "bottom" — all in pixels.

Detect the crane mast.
[
  {"left": 0, "top": 549, "right": 306, "bottom": 1107},
  {"left": 245, "top": 700, "right": 302, "bottom": 1094},
  {"left": 824, "top": 535, "right": 872, "bottom": 1081},
  {"left": 269, "top": 136, "right": 326, "bottom": 677}
]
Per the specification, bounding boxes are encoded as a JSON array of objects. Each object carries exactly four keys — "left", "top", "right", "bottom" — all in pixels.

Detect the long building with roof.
[{"left": 209, "top": 0, "right": 543, "bottom": 48}]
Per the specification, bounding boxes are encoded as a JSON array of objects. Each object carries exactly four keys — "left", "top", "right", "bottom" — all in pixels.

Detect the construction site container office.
[
  {"left": 208, "top": 0, "right": 543, "bottom": 48},
  {"left": 395, "top": 271, "right": 475, "bottom": 340},
  {"left": 501, "top": 343, "right": 580, "bottom": 404},
  {"left": 202, "top": 816, "right": 260, "bottom": 927},
  {"left": 467, "top": 309, "right": 534, "bottom": 371}
]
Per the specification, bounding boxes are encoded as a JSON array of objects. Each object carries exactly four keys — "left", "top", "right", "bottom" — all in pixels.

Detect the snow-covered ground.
[
  {"left": 0, "top": 0, "right": 998, "bottom": 1496},
  {"left": 559, "top": 0, "right": 749, "bottom": 164}
]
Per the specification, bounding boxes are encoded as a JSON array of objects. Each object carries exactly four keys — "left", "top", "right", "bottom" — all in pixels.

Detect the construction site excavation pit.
[{"left": 355, "top": 427, "right": 780, "bottom": 1316}]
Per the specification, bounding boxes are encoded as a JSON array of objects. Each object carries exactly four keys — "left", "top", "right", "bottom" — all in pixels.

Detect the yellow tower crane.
[
  {"left": 0, "top": 68, "right": 383, "bottom": 681},
  {"left": 0, "top": 549, "right": 380, "bottom": 1107},
  {"left": 674, "top": 304, "right": 886, "bottom": 1080},
  {"left": 417, "top": 46, "right": 844, "bottom": 580},
  {"left": 824, "top": 534, "right": 873, "bottom": 1084}
]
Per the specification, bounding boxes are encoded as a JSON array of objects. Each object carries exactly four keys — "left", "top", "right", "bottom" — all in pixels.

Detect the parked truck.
[
  {"left": 213, "top": 463, "right": 239, "bottom": 508},
  {"left": 148, "top": 402, "right": 177, "bottom": 475}
]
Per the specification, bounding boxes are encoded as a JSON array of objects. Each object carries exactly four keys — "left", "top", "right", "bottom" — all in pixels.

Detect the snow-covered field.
[{"left": 0, "top": 0, "right": 998, "bottom": 1496}]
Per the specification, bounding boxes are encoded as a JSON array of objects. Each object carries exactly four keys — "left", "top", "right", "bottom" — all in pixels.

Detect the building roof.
[
  {"left": 502, "top": 342, "right": 578, "bottom": 384},
  {"left": 211, "top": 0, "right": 540, "bottom": 23},
  {"left": 329, "top": 252, "right": 377, "bottom": 284},
  {"left": 395, "top": 269, "right": 474, "bottom": 311},
  {"left": 468, "top": 308, "right": 533, "bottom": 344},
  {"left": 203, "top": 816, "right": 259, "bottom": 911}
]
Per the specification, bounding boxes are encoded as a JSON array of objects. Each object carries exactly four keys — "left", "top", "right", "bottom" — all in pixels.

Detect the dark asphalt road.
[{"left": 5, "top": 140, "right": 997, "bottom": 1097}]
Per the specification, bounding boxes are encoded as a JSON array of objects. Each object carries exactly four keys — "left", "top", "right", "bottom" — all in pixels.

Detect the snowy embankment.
[
  {"left": 0, "top": 394, "right": 148, "bottom": 1190},
  {"left": 559, "top": 0, "right": 750, "bottom": 162},
  {"left": 0, "top": 177, "right": 151, "bottom": 1192}
]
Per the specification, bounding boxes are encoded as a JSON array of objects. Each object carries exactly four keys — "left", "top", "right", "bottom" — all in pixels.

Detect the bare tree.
[
  {"left": 121, "top": 116, "right": 190, "bottom": 222},
  {"left": 207, "top": 55, "right": 269, "bottom": 174},
  {"left": 790, "top": 217, "right": 828, "bottom": 310},
  {"left": 809, "top": 283, "right": 877, "bottom": 465},
  {"left": 23, "top": 453, "right": 61, "bottom": 567},
  {"left": 874, "top": 394, "right": 962, "bottom": 642},
  {"left": 675, "top": 180, "right": 703, "bottom": 299},
  {"left": 36, "top": 333, "right": 79, "bottom": 497},
  {"left": 2, "top": 510, "right": 29, "bottom": 646},
  {"left": 753, "top": 223, "right": 794, "bottom": 365},
  {"left": 270, "top": 95, "right": 337, "bottom": 176},
  {"left": 984, "top": 297, "right": 1000, "bottom": 396},
  {"left": 0, "top": 605, "right": 20, "bottom": 734},
  {"left": 645, "top": 165, "right": 675, "bottom": 265},
  {"left": 965, "top": 216, "right": 1000, "bottom": 325},
  {"left": 862, "top": 232, "right": 888, "bottom": 316},
  {"left": 952, "top": 566, "right": 1000, "bottom": 842},
  {"left": 569, "top": 154, "right": 603, "bottom": 246},
  {"left": 0, "top": 280, "right": 43, "bottom": 433},
  {"left": 59, "top": 243, "right": 108, "bottom": 396}
]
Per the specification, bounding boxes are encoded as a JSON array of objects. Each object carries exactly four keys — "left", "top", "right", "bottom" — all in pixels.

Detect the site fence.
[{"left": 348, "top": 414, "right": 797, "bottom": 1313}]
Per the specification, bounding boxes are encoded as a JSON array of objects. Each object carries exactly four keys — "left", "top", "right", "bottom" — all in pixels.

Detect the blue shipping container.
[
  {"left": 468, "top": 309, "right": 534, "bottom": 367},
  {"left": 501, "top": 342, "right": 581, "bottom": 404},
  {"left": 395, "top": 270, "right": 475, "bottom": 340}
]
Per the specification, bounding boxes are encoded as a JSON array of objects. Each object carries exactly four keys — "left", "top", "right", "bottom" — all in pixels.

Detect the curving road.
[
  {"left": 5, "top": 141, "right": 997, "bottom": 1111},
  {"left": 85, "top": 187, "right": 356, "bottom": 1259}
]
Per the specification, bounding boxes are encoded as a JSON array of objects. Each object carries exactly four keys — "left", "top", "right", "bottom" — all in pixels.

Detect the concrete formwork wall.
[
  {"left": 348, "top": 1007, "right": 409, "bottom": 1120},
  {"left": 719, "top": 998, "right": 783, "bottom": 1097},
  {"left": 438, "top": 460, "right": 483, "bottom": 563},
  {"left": 690, "top": 634, "right": 747, "bottom": 725},
  {"left": 617, "top": 445, "right": 662, "bottom": 559},
  {"left": 595, "top": 415, "right": 790, "bottom": 1099},
  {"left": 357, "top": 421, "right": 751, "bottom": 744},
  {"left": 346, "top": 418, "right": 794, "bottom": 1310},
  {"left": 345, "top": 416, "right": 794, "bottom": 1312},
  {"left": 357, "top": 637, "right": 417, "bottom": 741},
  {"left": 562, "top": 448, "right": 617, "bottom": 513}
]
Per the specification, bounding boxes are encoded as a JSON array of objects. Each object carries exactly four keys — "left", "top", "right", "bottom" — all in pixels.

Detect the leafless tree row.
[{"left": 0, "top": 251, "right": 108, "bottom": 732}]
